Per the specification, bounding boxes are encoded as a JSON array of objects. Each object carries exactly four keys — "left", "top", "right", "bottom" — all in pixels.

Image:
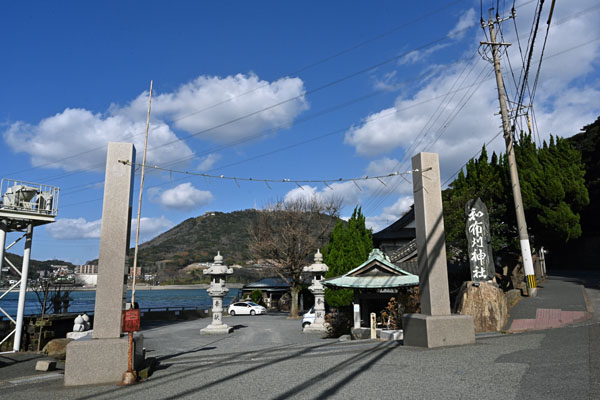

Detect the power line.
[
  {"left": 57, "top": 52, "right": 488, "bottom": 197},
  {"left": 24, "top": 1, "right": 556, "bottom": 191},
  {"left": 4, "top": 0, "right": 467, "bottom": 180},
  {"left": 60, "top": 77, "right": 490, "bottom": 199},
  {"left": 59, "top": 34, "right": 600, "bottom": 210},
  {"left": 117, "top": 160, "right": 419, "bottom": 187}
]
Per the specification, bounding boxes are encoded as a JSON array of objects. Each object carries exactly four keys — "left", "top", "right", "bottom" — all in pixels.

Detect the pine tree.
[{"left": 322, "top": 207, "right": 373, "bottom": 308}]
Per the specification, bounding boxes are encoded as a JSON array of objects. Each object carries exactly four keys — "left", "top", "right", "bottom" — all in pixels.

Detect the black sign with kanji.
[{"left": 465, "top": 198, "right": 495, "bottom": 282}]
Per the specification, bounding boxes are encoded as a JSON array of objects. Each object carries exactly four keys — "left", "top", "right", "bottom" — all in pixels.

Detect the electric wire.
[
  {"left": 59, "top": 35, "right": 600, "bottom": 210},
  {"left": 60, "top": 77, "right": 493, "bottom": 199},
  {"left": 4, "top": 0, "right": 468, "bottom": 180}
]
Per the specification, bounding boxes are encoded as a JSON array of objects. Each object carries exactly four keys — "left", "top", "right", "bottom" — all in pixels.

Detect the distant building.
[
  {"left": 75, "top": 273, "right": 97, "bottom": 286},
  {"left": 372, "top": 205, "right": 418, "bottom": 275},
  {"left": 74, "top": 264, "right": 98, "bottom": 286},
  {"left": 129, "top": 266, "right": 142, "bottom": 277},
  {"left": 372, "top": 206, "right": 416, "bottom": 255},
  {"left": 75, "top": 265, "right": 97, "bottom": 274},
  {"left": 242, "top": 277, "right": 291, "bottom": 311}
]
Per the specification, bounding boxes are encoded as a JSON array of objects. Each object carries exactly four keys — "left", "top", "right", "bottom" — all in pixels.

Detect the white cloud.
[
  {"left": 448, "top": 8, "right": 476, "bottom": 39},
  {"left": 347, "top": 2, "right": 600, "bottom": 234},
  {"left": 197, "top": 153, "right": 221, "bottom": 171},
  {"left": 123, "top": 73, "right": 308, "bottom": 143},
  {"left": 4, "top": 73, "right": 308, "bottom": 171},
  {"left": 398, "top": 8, "right": 475, "bottom": 65},
  {"left": 131, "top": 216, "right": 174, "bottom": 241},
  {"left": 154, "top": 182, "right": 213, "bottom": 210},
  {"left": 284, "top": 185, "right": 319, "bottom": 204},
  {"left": 366, "top": 196, "right": 414, "bottom": 232},
  {"left": 398, "top": 43, "right": 450, "bottom": 65},
  {"left": 373, "top": 71, "right": 403, "bottom": 91},
  {"left": 347, "top": 2, "right": 600, "bottom": 180},
  {"left": 46, "top": 217, "right": 102, "bottom": 240},
  {"left": 282, "top": 157, "right": 413, "bottom": 210},
  {"left": 46, "top": 215, "right": 174, "bottom": 242},
  {"left": 4, "top": 108, "right": 193, "bottom": 172}
]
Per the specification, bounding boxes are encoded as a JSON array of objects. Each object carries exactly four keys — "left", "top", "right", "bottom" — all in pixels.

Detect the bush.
[
  {"left": 324, "top": 307, "right": 352, "bottom": 338},
  {"left": 250, "top": 289, "right": 263, "bottom": 304}
]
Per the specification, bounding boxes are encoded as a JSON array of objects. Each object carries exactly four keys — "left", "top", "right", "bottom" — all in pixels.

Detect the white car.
[
  {"left": 227, "top": 301, "right": 267, "bottom": 316},
  {"left": 302, "top": 307, "right": 315, "bottom": 328}
]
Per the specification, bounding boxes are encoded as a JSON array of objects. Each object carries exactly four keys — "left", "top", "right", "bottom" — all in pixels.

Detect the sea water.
[{"left": 0, "top": 288, "right": 241, "bottom": 316}]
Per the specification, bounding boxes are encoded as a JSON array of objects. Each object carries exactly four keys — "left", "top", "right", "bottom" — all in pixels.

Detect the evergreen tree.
[
  {"left": 443, "top": 132, "right": 589, "bottom": 264},
  {"left": 515, "top": 133, "right": 589, "bottom": 246},
  {"left": 443, "top": 146, "right": 509, "bottom": 260},
  {"left": 322, "top": 206, "right": 373, "bottom": 308},
  {"left": 568, "top": 116, "right": 600, "bottom": 234}
]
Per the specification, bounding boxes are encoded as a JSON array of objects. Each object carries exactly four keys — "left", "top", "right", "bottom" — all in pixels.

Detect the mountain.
[{"left": 135, "top": 209, "right": 261, "bottom": 269}]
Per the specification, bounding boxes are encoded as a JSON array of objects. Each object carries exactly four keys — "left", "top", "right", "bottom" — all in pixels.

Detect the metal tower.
[{"left": 0, "top": 178, "right": 59, "bottom": 352}]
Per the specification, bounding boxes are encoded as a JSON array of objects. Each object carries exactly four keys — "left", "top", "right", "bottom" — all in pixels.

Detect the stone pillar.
[
  {"left": 201, "top": 252, "right": 233, "bottom": 334},
  {"left": 65, "top": 142, "right": 143, "bottom": 386},
  {"left": 93, "top": 142, "right": 136, "bottom": 339},
  {"left": 303, "top": 250, "right": 328, "bottom": 333},
  {"left": 402, "top": 152, "right": 475, "bottom": 348}
]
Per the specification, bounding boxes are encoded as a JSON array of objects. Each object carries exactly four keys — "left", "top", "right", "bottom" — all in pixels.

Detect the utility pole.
[{"left": 482, "top": 9, "right": 537, "bottom": 296}]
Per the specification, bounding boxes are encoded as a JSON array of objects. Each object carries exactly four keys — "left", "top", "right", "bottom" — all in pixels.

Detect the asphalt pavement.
[{"left": 1, "top": 271, "right": 599, "bottom": 399}]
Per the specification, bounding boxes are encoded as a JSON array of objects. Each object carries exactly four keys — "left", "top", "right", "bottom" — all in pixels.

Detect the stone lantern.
[
  {"left": 201, "top": 252, "right": 233, "bottom": 334},
  {"left": 303, "top": 249, "right": 328, "bottom": 332}
]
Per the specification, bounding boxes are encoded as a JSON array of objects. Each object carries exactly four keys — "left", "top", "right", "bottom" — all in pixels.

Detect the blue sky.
[{"left": 1, "top": 0, "right": 599, "bottom": 265}]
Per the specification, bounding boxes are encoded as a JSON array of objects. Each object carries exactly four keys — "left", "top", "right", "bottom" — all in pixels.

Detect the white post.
[
  {"left": 353, "top": 303, "right": 361, "bottom": 329},
  {"left": 370, "top": 313, "right": 377, "bottom": 339},
  {"left": 0, "top": 226, "right": 6, "bottom": 281},
  {"left": 13, "top": 224, "right": 33, "bottom": 352}
]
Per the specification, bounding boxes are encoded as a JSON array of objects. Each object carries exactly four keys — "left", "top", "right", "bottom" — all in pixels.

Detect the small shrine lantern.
[
  {"left": 200, "top": 252, "right": 234, "bottom": 334},
  {"left": 302, "top": 249, "right": 329, "bottom": 332}
]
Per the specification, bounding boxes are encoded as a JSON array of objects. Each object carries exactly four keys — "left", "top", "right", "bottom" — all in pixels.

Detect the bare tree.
[{"left": 249, "top": 197, "right": 341, "bottom": 318}]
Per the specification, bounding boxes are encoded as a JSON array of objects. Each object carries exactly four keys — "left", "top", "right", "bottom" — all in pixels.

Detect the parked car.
[
  {"left": 228, "top": 301, "right": 267, "bottom": 316},
  {"left": 302, "top": 307, "right": 315, "bottom": 328}
]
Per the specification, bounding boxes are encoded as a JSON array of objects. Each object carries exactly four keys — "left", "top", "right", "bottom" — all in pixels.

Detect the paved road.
[{"left": 1, "top": 273, "right": 599, "bottom": 399}]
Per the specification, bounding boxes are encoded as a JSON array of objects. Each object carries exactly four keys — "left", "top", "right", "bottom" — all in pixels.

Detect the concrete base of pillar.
[
  {"left": 402, "top": 313, "right": 475, "bottom": 348},
  {"left": 66, "top": 330, "right": 94, "bottom": 340},
  {"left": 64, "top": 335, "right": 144, "bottom": 386},
  {"left": 303, "top": 324, "right": 327, "bottom": 333},
  {"left": 201, "top": 323, "right": 233, "bottom": 335}
]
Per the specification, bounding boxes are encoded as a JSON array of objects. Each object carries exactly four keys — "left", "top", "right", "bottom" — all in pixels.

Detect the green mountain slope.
[{"left": 136, "top": 209, "right": 261, "bottom": 268}]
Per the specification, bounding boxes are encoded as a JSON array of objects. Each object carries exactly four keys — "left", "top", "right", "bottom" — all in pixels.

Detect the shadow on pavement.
[
  {"left": 495, "top": 322, "right": 600, "bottom": 399},
  {"left": 73, "top": 340, "right": 339, "bottom": 400}
]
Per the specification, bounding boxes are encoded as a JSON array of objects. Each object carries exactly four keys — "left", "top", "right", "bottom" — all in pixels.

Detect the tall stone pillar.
[
  {"left": 303, "top": 250, "right": 328, "bottom": 333},
  {"left": 402, "top": 152, "right": 475, "bottom": 348},
  {"left": 94, "top": 142, "right": 136, "bottom": 339},
  {"left": 65, "top": 142, "right": 144, "bottom": 386}
]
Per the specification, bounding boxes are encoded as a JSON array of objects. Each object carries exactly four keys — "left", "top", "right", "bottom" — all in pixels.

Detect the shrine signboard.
[{"left": 465, "top": 198, "right": 495, "bottom": 282}]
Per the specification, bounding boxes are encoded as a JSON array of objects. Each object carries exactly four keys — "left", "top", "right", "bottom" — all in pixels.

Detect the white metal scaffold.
[{"left": 0, "top": 178, "right": 59, "bottom": 353}]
